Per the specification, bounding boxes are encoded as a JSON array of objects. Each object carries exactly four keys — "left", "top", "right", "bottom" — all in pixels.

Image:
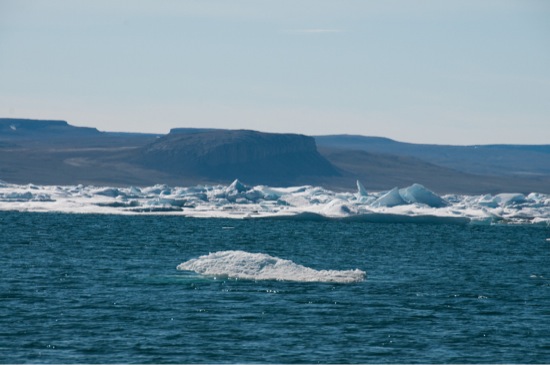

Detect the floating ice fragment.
[
  {"left": 356, "top": 180, "right": 368, "bottom": 197},
  {"left": 372, "top": 187, "right": 407, "bottom": 207},
  {"left": 477, "top": 194, "right": 498, "bottom": 208},
  {"left": 3, "top": 191, "right": 34, "bottom": 201},
  {"left": 227, "top": 179, "right": 248, "bottom": 193},
  {"left": 142, "top": 184, "right": 172, "bottom": 195},
  {"left": 478, "top": 193, "right": 527, "bottom": 207},
  {"left": 95, "top": 188, "right": 122, "bottom": 198},
  {"left": 322, "top": 199, "right": 353, "bottom": 216},
  {"left": 177, "top": 250, "right": 366, "bottom": 283},
  {"left": 493, "top": 193, "right": 526, "bottom": 206},
  {"left": 399, "top": 183, "right": 448, "bottom": 208},
  {"left": 256, "top": 186, "right": 281, "bottom": 200}
]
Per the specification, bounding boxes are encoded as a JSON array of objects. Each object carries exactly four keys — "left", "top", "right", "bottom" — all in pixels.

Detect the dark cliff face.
[{"left": 136, "top": 130, "right": 340, "bottom": 185}]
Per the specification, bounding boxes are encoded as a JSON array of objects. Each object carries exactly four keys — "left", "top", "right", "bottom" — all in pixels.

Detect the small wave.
[
  {"left": 177, "top": 250, "right": 366, "bottom": 283},
  {"left": 342, "top": 213, "right": 470, "bottom": 224}
]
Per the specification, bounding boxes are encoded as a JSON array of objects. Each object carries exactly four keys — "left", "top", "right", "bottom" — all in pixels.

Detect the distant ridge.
[
  {"left": 315, "top": 134, "right": 550, "bottom": 177},
  {"left": 0, "top": 118, "right": 549, "bottom": 193}
]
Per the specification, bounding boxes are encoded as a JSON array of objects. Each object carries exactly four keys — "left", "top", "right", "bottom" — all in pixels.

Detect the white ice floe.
[
  {"left": 0, "top": 179, "right": 548, "bottom": 224},
  {"left": 177, "top": 250, "right": 366, "bottom": 283}
]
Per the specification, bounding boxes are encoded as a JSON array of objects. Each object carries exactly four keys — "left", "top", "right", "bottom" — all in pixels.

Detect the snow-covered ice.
[
  {"left": 0, "top": 179, "right": 549, "bottom": 225},
  {"left": 177, "top": 250, "right": 366, "bottom": 283}
]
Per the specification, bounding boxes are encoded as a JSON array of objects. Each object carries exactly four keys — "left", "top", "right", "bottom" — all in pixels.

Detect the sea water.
[{"left": 1, "top": 211, "right": 549, "bottom": 363}]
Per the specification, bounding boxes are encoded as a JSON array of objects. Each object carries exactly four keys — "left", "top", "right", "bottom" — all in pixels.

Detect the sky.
[{"left": 0, "top": 0, "right": 549, "bottom": 145}]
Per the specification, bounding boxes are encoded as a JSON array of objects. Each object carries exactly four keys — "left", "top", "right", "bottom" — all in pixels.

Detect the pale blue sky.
[{"left": 1, "top": 0, "right": 549, "bottom": 144}]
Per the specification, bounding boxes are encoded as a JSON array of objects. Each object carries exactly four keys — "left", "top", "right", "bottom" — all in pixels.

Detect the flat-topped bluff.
[
  {"left": 0, "top": 118, "right": 100, "bottom": 137},
  {"left": 143, "top": 129, "right": 320, "bottom": 163},
  {"left": 135, "top": 129, "right": 340, "bottom": 185}
]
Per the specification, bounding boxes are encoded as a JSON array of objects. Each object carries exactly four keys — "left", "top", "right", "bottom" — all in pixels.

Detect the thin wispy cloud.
[{"left": 283, "top": 28, "right": 345, "bottom": 34}]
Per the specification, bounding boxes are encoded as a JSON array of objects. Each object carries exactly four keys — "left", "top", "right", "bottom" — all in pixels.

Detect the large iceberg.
[
  {"left": 0, "top": 180, "right": 548, "bottom": 225},
  {"left": 399, "top": 183, "right": 448, "bottom": 207},
  {"left": 372, "top": 187, "right": 407, "bottom": 207}
]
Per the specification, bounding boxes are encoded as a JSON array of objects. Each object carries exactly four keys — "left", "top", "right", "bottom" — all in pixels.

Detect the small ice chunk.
[
  {"left": 372, "top": 187, "right": 407, "bottom": 207},
  {"left": 322, "top": 199, "right": 352, "bottom": 216},
  {"left": 477, "top": 194, "right": 498, "bottom": 208},
  {"left": 1, "top": 192, "right": 34, "bottom": 201},
  {"left": 227, "top": 179, "right": 248, "bottom": 193},
  {"left": 95, "top": 188, "right": 122, "bottom": 198},
  {"left": 356, "top": 180, "right": 368, "bottom": 197},
  {"left": 399, "top": 183, "right": 448, "bottom": 208},
  {"left": 494, "top": 193, "right": 526, "bottom": 206}
]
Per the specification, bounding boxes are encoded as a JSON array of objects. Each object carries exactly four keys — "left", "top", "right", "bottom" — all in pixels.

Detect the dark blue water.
[{"left": 1, "top": 211, "right": 549, "bottom": 363}]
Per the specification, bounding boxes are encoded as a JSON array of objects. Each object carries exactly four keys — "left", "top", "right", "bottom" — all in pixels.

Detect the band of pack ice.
[
  {"left": 0, "top": 179, "right": 549, "bottom": 225},
  {"left": 177, "top": 250, "right": 366, "bottom": 283}
]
